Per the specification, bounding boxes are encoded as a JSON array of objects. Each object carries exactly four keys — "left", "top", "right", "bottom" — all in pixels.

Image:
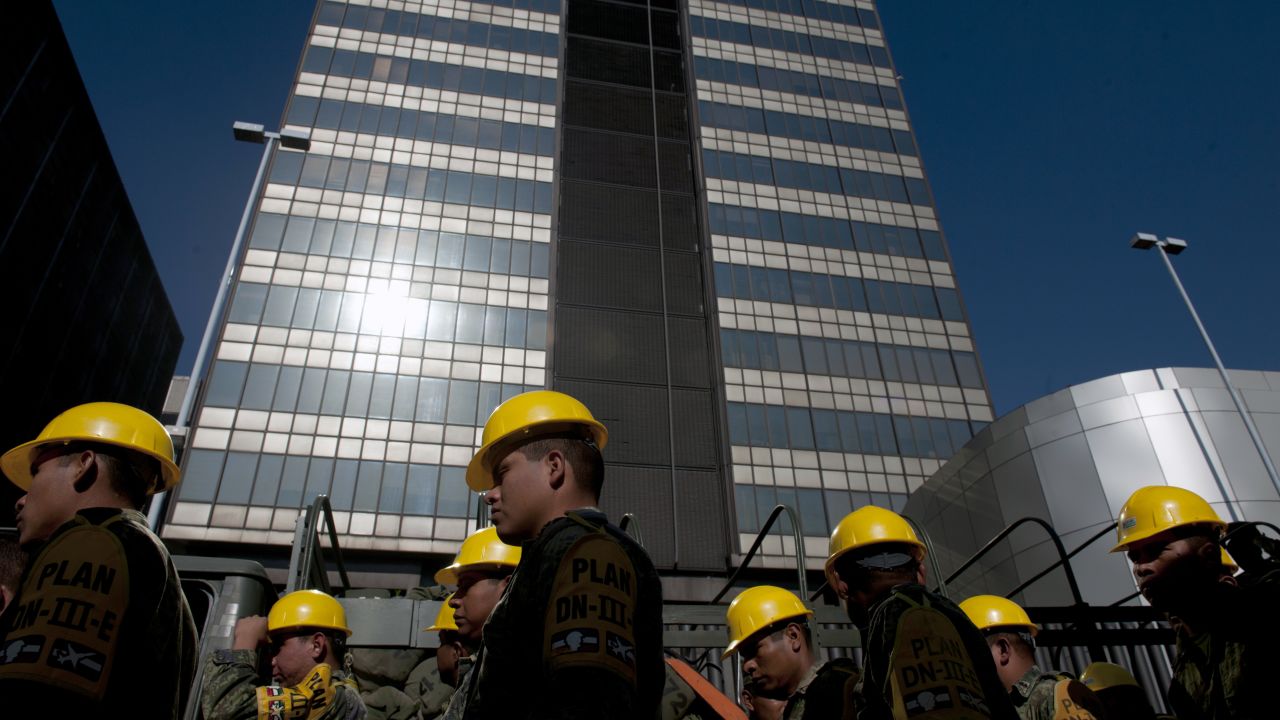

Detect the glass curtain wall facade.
[
  {"left": 691, "top": 0, "right": 993, "bottom": 568},
  {"left": 167, "top": 0, "right": 558, "bottom": 554},
  {"left": 165, "top": 0, "right": 992, "bottom": 575}
]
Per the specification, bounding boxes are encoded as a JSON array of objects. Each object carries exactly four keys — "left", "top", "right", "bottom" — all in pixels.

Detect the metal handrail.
[
  {"left": 711, "top": 504, "right": 807, "bottom": 604},
  {"left": 940, "top": 516, "right": 1086, "bottom": 606},
  {"left": 619, "top": 513, "right": 645, "bottom": 548},
  {"left": 903, "top": 514, "right": 950, "bottom": 599},
  {"left": 286, "top": 495, "right": 351, "bottom": 594},
  {"left": 1005, "top": 523, "right": 1115, "bottom": 599}
]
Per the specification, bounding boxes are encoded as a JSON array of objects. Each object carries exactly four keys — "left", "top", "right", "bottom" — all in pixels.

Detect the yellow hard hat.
[
  {"left": 434, "top": 526, "right": 522, "bottom": 585},
  {"left": 824, "top": 506, "right": 926, "bottom": 586},
  {"left": 466, "top": 390, "right": 608, "bottom": 491},
  {"left": 424, "top": 595, "right": 459, "bottom": 632},
  {"left": 1, "top": 401, "right": 180, "bottom": 493},
  {"left": 958, "top": 595, "right": 1038, "bottom": 636},
  {"left": 1221, "top": 547, "right": 1238, "bottom": 574},
  {"left": 269, "top": 589, "right": 352, "bottom": 637},
  {"left": 1080, "top": 662, "right": 1139, "bottom": 691},
  {"left": 723, "top": 586, "right": 813, "bottom": 659},
  {"left": 1111, "top": 485, "right": 1225, "bottom": 553}
]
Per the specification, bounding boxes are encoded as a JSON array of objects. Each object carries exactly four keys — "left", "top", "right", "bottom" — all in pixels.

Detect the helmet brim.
[{"left": 1, "top": 436, "right": 180, "bottom": 493}]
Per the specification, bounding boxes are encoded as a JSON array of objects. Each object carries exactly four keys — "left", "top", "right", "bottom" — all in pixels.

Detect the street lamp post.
[
  {"left": 1131, "top": 232, "right": 1280, "bottom": 505},
  {"left": 147, "top": 122, "right": 311, "bottom": 529}
]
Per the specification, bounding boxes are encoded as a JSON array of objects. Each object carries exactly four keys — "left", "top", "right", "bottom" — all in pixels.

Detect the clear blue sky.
[{"left": 52, "top": 1, "right": 1280, "bottom": 416}]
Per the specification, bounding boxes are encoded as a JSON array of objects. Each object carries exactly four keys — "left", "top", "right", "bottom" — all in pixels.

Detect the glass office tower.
[{"left": 164, "top": 0, "right": 991, "bottom": 578}]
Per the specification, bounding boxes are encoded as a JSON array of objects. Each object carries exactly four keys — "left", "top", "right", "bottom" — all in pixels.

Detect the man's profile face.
[
  {"left": 451, "top": 570, "right": 507, "bottom": 642},
  {"left": 1127, "top": 530, "right": 1216, "bottom": 611},
  {"left": 485, "top": 447, "right": 555, "bottom": 543},
  {"left": 14, "top": 448, "right": 82, "bottom": 547},
  {"left": 740, "top": 627, "right": 801, "bottom": 696},
  {"left": 270, "top": 632, "right": 322, "bottom": 686}
]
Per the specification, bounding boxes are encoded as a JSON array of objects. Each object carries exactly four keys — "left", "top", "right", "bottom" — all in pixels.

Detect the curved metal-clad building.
[{"left": 905, "top": 367, "right": 1280, "bottom": 606}]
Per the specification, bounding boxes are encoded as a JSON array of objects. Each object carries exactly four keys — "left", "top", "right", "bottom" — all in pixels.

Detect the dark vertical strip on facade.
[{"left": 552, "top": 0, "right": 729, "bottom": 570}]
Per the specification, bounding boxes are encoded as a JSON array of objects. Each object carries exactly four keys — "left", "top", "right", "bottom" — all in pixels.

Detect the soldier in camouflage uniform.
[
  {"left": 1113, "top": 486, "right": 1280, "bottom": 719},
  {"left": 959, "top": 596, "right": 1103, "bottom": 720},
  {"left": 202, "top": 589, "right": 366, "bottom": 720},
  {"left": 722, "top": 585, "right": 857, "bottom": 720},
  {"left": 445, "top": 390, "right": 664, "bottom": 720},
  {"left": 825, "top": 506, "right": 1017, "bottom": 720},
  {"left": 0, "top": 403, "right": 197, "bottom": 719}
]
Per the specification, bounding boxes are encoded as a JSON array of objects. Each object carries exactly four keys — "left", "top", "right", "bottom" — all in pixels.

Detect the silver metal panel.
[
  {"left": 1009, "top": 536, "right": 1071, "bottom": 606},
  {"left": 1025, "top": 409, "right": 1082, "bottom": 449},
  {"left": 1119, "top": 369, "right": 1161, "bottom": 396},
  {"left": 989, "top": 452, "right": 1049, "bottom": 525},
  {"left": 1032, "top": 434, "right": 1109, "bottom": 534},
  {"left": 1069, "top": 374, "right": 1127, "bottom": 407},
  {"left": 1134, "top": 389, "right": 1184, "bottom": 417},
  {"left": 1060, "top": 523, "right": 1135, "bottom": 606},
  {"left": 1077, "top": 395, "right": 1141, "bottom": 430},
  {"left": 1226, "top": 369, "right": 1270, "bottom": 390},
  {"left": 1202, "top": 411, "right": 1277, "bottom": 502},
  {"left": 986, "top": 428, "right": 1030, "bottom": 468},
  {"left": 1172, "top": 367, "right": 1222, "bottom": 389},
  {"left": 1142, "top": 413, "right": 1227, "bottom": 504},
  {"left": 1191, "top": 387, "right": 1236, "bottom": 412},
  {"left": 1024, "top": 388, "right": 1076, "bottom": 423},
  {"left": 913, "top": 367, "right": 1280, "bottom": 607},
  {"left": 1242, "top": 389, "right": 1280, "bottom": 413},
  {"left": 1085, "top": 419, "right": 1165, "bottom": 512}
]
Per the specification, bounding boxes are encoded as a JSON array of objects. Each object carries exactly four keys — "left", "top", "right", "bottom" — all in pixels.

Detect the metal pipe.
[
  {"left": 941, "top": 516, "right": 1086, "bottom": 607},
  {"left": 1153, "top": 240, "right": 1280, "bottom": 499},
  {"left": 1005, "top": 523, "right": 1114, "bottom": 599},
  {"left": 903, "top": 514, "right": 949, "bottom": 599},
  {"left": 148, "top": 133, "right": 278, "bottom": 530},
  {"left": 711, "top": 504, "right": 808, "bottom": 604}
]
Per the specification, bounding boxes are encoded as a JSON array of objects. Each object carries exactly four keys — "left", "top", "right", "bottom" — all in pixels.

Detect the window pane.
[
  {"left": 437, "top": 467, "right": 471, "bottom": 517},
  {"left": 404, "top": 465, "right": 439, "bottom": 515}
]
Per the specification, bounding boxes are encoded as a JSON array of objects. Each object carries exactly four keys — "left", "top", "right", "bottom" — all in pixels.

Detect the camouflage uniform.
[
  {"left": 854, "top": 583, "right": 1018, "bottom": 720},
  {"left": 0, "top": 508, "right": 197, "bottom": 719},
  {"left": 202, "top": 648, "right": 367, "bottom": 720},
  {"left": 1168, "top": 569, "right": 1280, "bottom": 719},
  {"left": 1008, "top": 666, "right": 1103, "bottom": 720},
  {"left": 457, "top": 509, "right": 664, "bottom": 720},
  {"left": 782, "top": 657, "right": 859, "bottom": 720}
]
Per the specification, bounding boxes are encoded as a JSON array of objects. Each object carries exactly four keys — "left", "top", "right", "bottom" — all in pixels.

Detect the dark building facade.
[
  {"left": 168, "top": 0, "right": 989, "bottom": 585},
  {"left": 0, "top": 1, "right": 183, "bottom": 518}
]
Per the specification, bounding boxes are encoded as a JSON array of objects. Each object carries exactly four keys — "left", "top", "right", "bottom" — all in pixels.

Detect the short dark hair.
[
  {"left": 59, "top": 442, "right": 157, "bottom": 508},
  {"left": 518, "top": 436, "right": 604, "bottom": 497},
  {"left": 985, "top": 630, "right": 1035, "bottom": 656},
  {"left": 327, "top": 631, "right": 348, "bottom": 659}
]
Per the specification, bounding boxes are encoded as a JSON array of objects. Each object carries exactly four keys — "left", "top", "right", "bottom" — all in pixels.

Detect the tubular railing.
[
  {"left": 902, "top": 514, "right": 950, "bottom": 599},
  {"left": 711, "top": 504, "right": 807, "bottom": 604},
  {"left": 1005, "top": 523, "right": 1114, "bottom": 599},
  {"left": 619, "top": 513, "right": 645, "bottom": 548},
  {"left": 286, "top": 495, "right": 351, "bottom": 594},
  {"left": 939, "top": 516, "right": 1086, "bottom": 606}
]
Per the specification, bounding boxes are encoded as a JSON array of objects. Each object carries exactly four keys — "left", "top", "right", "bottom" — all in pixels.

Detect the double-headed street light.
[
  {"left": 1131, "top": 232, "right": 1280, "bottom": 506},
  {"left": 148, "top": 122, "right": 312, "bottom": 528}
]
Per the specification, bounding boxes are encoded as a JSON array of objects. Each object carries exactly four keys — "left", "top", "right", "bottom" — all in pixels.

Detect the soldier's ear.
[{"left": 543, "top": 448, "right": 566, "bottom": 490}]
